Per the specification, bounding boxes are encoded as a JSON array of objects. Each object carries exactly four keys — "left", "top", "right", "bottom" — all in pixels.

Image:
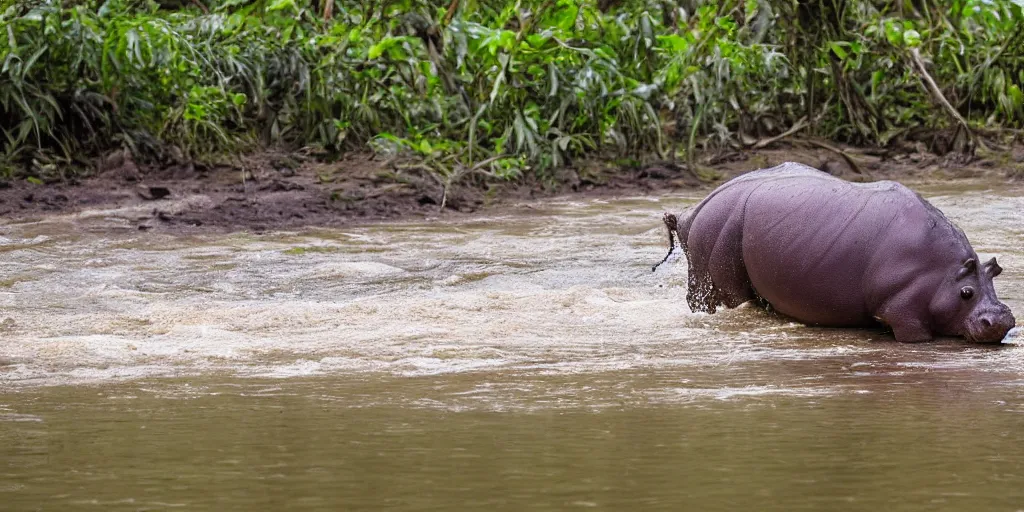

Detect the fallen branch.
[
  {"left": 469, "top": 154, "right": 508, "bottom": 172},
  {"left": 803, "top": 138, "right": 868, "bottom": 176},
  {"left": 746, "top": 116, "right": 808, "bottom": 149}
]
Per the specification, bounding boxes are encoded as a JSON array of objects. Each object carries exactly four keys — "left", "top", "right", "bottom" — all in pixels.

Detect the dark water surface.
[
  {"left": 5, "top": 369, "right": 1024, "bottom": 512},
  {"left": 2, "top": 182, "right": 1024, "bottom": 511}
]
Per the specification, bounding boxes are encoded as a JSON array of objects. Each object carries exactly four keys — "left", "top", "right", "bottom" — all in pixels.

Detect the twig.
[
  {"left": 746, "top": 117, "right": 808, "bottom": 149},
  {"left": 469, "top": 154, "right": 509, "bottom": 172},
  {"left": 191, "top": 0, "right": 209, "bottom": 13},
  {"left": 443, "top": 0, "right": 460, "bottom": 25}
]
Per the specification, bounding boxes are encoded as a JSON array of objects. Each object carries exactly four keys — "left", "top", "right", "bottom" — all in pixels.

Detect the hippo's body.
[{"left": 661, "top": 162, "right": 1015, "bottom": 343}]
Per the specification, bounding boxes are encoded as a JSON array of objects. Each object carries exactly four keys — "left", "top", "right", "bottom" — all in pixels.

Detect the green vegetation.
[
  {"left": 1, "top": 0, "right": 1022, "bottom": 184},
  {"left": 283, "top": 245, "right": 343, "bottom": 255}
]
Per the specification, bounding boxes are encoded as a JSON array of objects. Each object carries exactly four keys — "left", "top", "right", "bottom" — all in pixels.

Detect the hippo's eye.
[{"left": 960, "top": 287, "right": 975, "bottom": 300}]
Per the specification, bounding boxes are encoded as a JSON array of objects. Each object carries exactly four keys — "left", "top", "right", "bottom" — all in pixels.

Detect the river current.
[{"left": 2, "top": 180, "right": 1023, "bottom": 511}]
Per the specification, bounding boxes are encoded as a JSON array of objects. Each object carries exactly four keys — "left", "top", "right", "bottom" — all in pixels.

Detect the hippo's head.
[{"left": 931, "top": 257, "right": 1016, "bottom": 343}]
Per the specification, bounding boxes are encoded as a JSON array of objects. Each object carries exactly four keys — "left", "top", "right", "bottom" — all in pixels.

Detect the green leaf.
[
  {"left": 542, "top": 0, "right": 578, "bottom": 31},
  {"left": 745, "top": 0, "right": 759, "bottom": 24},
  {"left": 266, "top": 0, "right": 296, "bottom": 11},
  {"left": 368, "top": 36, "right": 409, "bottom": 60},
  {"left": 21, "top": 44, "right": 47, "bottom": 78},
  {"left": 526, "top": 33, "right": 550, "bottom": 48},
  {"left": 232, "top": 93, "right": 247, "bottom": 106},
  {"left": 829, "top": 42, "right": 848, "bottom": 59},
  {"left": 884, "top": 20, "right": 903, "bottom": 46},
  {"left": 871, "top": 70, "right": 884, "bottom": 96},
  {"left": 714, "top": 15, "right": 737, "bottom": 33},
  {"left": 548, "top": 61, "right": 558, "bottom": 97},
  {"left": 656, "top": 34, "right": 688, "bottom": 52},
  {"left": 368, "top": 42, "right": 387, "bottom": 59},
  {"left": 1008, "top": 84, "right": 1024, "bottom": 108},
  {"left": 490, "top": 53, "right": 509, "bottom": 104},
  {"left": 903, "top": 29, "right": 921, "bottom": 47},
  {"left": 26, "top": 176, "right": 43, "bottom": 185}
]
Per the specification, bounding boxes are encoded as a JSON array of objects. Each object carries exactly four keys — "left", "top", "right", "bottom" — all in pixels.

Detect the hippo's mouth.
[{"left": 964, "top": 332, "right": 1001, "bottom": 344}]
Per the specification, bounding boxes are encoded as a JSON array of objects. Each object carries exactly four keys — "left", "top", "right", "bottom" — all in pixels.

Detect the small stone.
[{"left": 138, "top": 186, "right": 171, "bottom": 201}]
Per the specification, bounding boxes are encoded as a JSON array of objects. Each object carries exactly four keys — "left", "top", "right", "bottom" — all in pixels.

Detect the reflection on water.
[{"left": 1, "top": 181, "right": 1024, "bottom": 510}]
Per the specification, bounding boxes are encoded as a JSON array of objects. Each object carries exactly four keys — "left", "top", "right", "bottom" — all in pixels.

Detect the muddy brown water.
[{"left": 2, "top": 181, "right": 1024, "bottom": 511}]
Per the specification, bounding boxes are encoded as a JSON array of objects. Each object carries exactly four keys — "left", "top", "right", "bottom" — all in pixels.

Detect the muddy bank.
[{"left": 1, "top": 142, "right": 1021, "bottom": 232}]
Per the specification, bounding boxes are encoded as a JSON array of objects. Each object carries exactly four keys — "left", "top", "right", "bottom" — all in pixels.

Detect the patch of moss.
[{"left": 283, "top": 246, "right": 343, "bottom": 255}]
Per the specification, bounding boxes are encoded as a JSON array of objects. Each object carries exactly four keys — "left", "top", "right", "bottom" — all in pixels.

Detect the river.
[{"left": 2, "top": 180, "right": 1024, "bottom": 511}]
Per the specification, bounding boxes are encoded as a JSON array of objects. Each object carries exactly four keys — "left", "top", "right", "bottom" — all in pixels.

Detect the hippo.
[{"left": 654, "top": 162, "right": 1015, "bottom": 343}]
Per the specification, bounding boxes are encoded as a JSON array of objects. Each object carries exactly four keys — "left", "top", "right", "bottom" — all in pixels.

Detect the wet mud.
[{"left": 1, "top": 143, "right": 1021, "bottom": 233}]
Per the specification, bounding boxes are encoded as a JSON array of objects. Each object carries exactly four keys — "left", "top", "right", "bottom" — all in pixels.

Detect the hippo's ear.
[
  {"left": 985, "top": 257, "right": 1003, "bottom": 278},
  {"left": 956, "top": 258, "right": 977, "bottom": 281}
]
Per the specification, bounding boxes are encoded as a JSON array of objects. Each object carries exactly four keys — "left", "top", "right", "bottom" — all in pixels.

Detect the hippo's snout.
[{"left": 968, "top": 304, "right": 1016, "bottom": 343}]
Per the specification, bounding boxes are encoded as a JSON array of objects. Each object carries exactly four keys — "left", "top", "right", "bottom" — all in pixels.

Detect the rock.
[
  {"left": 138, "top": 186, "right": 171, "bottom": 201},
  {"left": 100, "top": 149, "right": 141, "bottom": 182},
  {"left": 259, "top": 180, "right": 304, "bottom": 192},
  {"left": 820, "top": 159, "right": 845, "bottom": 176}
]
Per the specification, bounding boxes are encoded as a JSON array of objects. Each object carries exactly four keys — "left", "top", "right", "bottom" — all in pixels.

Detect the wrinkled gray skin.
[{"left": 661, "top": 162, "right": 1016, "bottom": 343}]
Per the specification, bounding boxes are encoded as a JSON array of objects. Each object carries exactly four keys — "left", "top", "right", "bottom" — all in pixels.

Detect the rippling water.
[{"left": 1, "top": 180, "right": 1023, "bottom": 510}]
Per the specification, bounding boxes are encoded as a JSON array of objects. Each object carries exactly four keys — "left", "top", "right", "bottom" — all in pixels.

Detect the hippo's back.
[{"left": 733, "top": 163, "right": 933, "bottom": 326}]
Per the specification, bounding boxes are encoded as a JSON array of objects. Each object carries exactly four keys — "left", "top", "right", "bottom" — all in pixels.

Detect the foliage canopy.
[{"left": 1, "top": 0, "right": 1022, "bottom": 181}]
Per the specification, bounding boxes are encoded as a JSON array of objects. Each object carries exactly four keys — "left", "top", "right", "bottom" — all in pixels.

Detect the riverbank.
[{"left": 2, "top": 141, "right": 1022, "bottom": 233}]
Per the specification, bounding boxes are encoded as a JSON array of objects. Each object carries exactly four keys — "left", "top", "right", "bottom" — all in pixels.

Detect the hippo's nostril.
[{"left": 982, "top": 318, "right": 992, "bottom": 328}]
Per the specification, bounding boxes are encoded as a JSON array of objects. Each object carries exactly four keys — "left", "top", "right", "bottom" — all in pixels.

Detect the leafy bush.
[{"left": 1, "top": 0, "right": 1022, "bottom": 182}]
